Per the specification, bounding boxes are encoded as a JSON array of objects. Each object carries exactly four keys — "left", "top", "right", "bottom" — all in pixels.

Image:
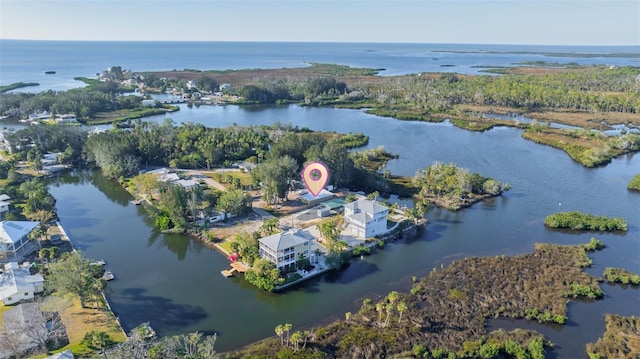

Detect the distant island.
[
  {"left": 2, "top": 62, "right": 639, "bottom": 167},
  {"left": 0, "top": 81, "right": 39, "bottom": 93}
]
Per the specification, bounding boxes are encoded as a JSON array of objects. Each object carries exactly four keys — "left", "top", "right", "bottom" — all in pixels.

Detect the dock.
[{"left": 221, "top": 262, "right": 248, "bottom": 277}]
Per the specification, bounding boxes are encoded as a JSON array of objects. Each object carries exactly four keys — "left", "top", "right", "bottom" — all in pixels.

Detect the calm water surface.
[
  {"left": 48, "top": 105, "right": 639, "bottom": 357},
  {"left": 2, "top": 40, "right": 638, "bottom": 92}
]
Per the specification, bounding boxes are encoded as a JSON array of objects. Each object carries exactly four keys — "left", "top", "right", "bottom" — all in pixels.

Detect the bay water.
[{"left": 2, "top": 41, "right": 638, "bottom": 356}]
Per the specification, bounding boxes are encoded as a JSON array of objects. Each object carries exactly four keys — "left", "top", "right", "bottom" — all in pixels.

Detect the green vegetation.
[
  {"left": 332, "top": 132, "right": 369, "bottom": 149},
  {"left": 87, "top": 105, "right": 178, "bottom": 125},
  {"left": 629, "top": 173, "right": 640, "bottom": 191},
  {"left": 523, "top": 126, "right": 640, "bottom": 167},
  {"left": 582, "top": 237, "right": 606, "bottom": 252},
  {"left": 244, "top": 258, "right": 284, "bottom": 292},
  {"left": 46, "top": 252, "right": 107, "bottom": 309},
  {"left": 106, "top": 327, "right": 218, "bottom": 358},
  {"left": 413, "top": 161, "right": 510, "bottom": 210},
  {"left": 567, "top": 282, "right": 604, "bottom": 299},
  {"left": 0, "top": 81, "right": 39, "bottom": 93},
  {"left": 603, "top": 267, "right": 640, "bottom": 285},
  {"left": 586, "top": 315, "right": 639, "bottom": 359},
  {"left": 232, "top": 241, "right": 602, "bottom": 357},
  {"left": 544, "top": 211, "right": 628, "bottom": 231}
]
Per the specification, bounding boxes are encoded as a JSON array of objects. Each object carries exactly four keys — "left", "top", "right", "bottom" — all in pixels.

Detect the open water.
[
  {"left": 2, "top": 41, "right": 639, "bottom": 357},
  {"left": 1, "top": 40, "right": 639, "bottom": 92}
]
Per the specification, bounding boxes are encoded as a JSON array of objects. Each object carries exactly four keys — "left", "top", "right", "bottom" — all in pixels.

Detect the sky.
[{"left": 0, "top": 0, "right": 638, "bottom": 45}]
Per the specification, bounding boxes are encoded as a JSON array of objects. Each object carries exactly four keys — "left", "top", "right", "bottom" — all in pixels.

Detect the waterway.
[{"left": 47, "top": 104, "right": 640, "bottom": 356}]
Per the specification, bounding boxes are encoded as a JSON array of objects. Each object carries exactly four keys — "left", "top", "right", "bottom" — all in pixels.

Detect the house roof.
[
  {"left": 4, "top": 303, "right": 47, "bottom": 353},
  {"left": 4, "top": 302, "right": 44, "bottom": 326},
  {"left": 259, "top": 229, "right": 315, "bottom": 251},
  {"left": 176, "top": 179, "right": 198, "bottom": 188},
  {"left": 344, "top": 199, "right": 388, "bottom": 215},
  {"left": 0, "top": 194, "right": 10, "bottom": 201},
  {"left": 0, "top": 221, "right": 40, "bottom": 245},
  {"left": 349, "top": 211, "right": 370, "bottom": 224},
  {"left": 300, "top": 189, "right": 334, "bottom": 203},
  {"left": 0, "top": 266, "right": 44, "bottom": 300}
]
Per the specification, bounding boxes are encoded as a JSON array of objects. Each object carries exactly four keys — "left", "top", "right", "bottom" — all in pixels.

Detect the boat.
[
  {"left": 103, "top": 270, "right": 115, "bottom": 281},
  {"left": 45, "top": 71, "right": 56, "bottom": 74},
  {"left": 90, "top": 259, "right": 106, "bottom": 266},
  {"left": 131, "top": 198, "right": 143, "bottom": 205}
]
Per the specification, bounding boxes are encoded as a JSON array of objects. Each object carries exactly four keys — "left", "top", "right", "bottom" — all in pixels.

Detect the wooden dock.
[{"left": 221, "top": 262, "right": 249, "bottom": 277}]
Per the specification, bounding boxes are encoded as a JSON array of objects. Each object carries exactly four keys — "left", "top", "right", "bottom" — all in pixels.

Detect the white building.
[
  {"left": 54, "top": 114, "right": 77, "bottom": 123},
  {"left": 344, "top": 199, "right": 389, "bottom": 238},
  {"left": 142, "top": 99, "right": 157, "bottom": 107},
  {"left": 28, "top": 111, "right": 52, "bottom": 121},
  {"left": 258, "top": 229, "right": 316, "bottom": 271},
  {"left": 0, "top": 262, "right": 45, "bottom": 305},
  {"left": 0, "top": 221, "right": 40, "bottom": 261}
]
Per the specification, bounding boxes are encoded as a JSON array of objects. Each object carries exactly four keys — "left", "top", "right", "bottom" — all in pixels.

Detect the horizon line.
[{"left": 1, "top": 38, "right": 639, "bottom": 48}]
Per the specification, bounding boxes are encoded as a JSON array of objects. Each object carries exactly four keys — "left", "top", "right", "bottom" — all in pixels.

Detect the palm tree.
[
  {"left": 397, "top": 301, "right": 407, "bottom": 324},
  {"left": 302, "top": 330, "right": 311, "bottom": 349},
  {"left": 376, "top": 302, "right": 384, "bottom": 326},
  {"left": 290, "top": 331, "right": 302, "bottom": 351},
  {"left": 384, "top": 291, "right": 400, "bottom": 327},
  {"left": 275, "top": 324, "right": 284, "bottom": 346},
  {"left": 283, "top": 323, "right": 292, "bottom": 347},
  {"left": 261, "top": 217, "right": 279, "bottom": 236},
  {"left": 27, "top": 209, "right": 55, "bottom": 249}
]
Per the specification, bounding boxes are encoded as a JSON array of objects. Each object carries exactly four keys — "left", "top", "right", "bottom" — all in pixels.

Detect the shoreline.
[{"left": 55, "top": 220, "right": 127, "bottom": 337}]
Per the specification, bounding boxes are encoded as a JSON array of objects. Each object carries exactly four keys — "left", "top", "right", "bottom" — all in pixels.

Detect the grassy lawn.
[
  {"left": 53, "top": 295, "right": 126, "bottom": 357},
  {"left": 208, "top": 171, "right": 254, "bottom": 189},
  {"left": 217, "top": 240, "right": 235, "bottom": 255},
  {"left": 0, "top": 295, "right": 126, "bottom": 357}
]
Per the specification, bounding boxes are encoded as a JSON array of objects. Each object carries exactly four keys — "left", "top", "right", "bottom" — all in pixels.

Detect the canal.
[{"left": 48, "top": 104, "right": 640, "bottom": 356}]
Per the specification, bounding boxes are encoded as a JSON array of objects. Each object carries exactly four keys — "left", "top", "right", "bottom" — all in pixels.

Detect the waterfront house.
[
  {"left": 258, "top": 229, "right": 317, "bottom": 271},
  {"left": 28, "top": 111, "right": 52, "bottom": 122},
  {"left": 0, "top": 221, "right": 40, "bottom": 261},
  {"left": 54, "top": 114, "right": 78, "bottom": 123},
  {"left": 0, "top": 262, "right": 45, "bottom": 305},
  {"left": 344, "top": 199, "right": 389, "bottom": 238}
]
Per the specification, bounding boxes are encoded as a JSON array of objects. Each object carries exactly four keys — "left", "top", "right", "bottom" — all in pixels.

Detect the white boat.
[
  {"left": 90, "top": 259, "right": 106, "bottom": 266},
  {"left": 103, "top": 270, "right": 115, "bottom": 281}
]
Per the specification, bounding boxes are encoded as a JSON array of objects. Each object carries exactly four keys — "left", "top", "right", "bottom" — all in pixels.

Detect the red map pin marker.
[{"left": 302, "top": 162, "right": 329, "bottom": 197}]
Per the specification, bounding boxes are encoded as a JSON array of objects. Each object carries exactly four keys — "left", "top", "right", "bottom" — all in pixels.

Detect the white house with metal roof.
[
  {"left": 0, "top": 221, "right": 40, "bottom": 261},
  {"left": 344, "top": 199, "right": 389, "bottom": 238},
  {"left": 258, "top": 229, "right": 316, "bottom": 271},
  {"left": 0, "top": 262, "right": 45, "bottom": 305}
]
